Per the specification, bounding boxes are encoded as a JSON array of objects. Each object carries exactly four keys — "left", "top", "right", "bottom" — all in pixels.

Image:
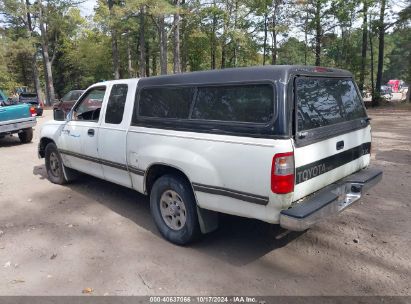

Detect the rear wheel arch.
[
  {"left": 144, "top": 163, "right": 219, "bottom": 235},
  {"left": 144, "top": 164, "right": 194, "bottom": 197}
]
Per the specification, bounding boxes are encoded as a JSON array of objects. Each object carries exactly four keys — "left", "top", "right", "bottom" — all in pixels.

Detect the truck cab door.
[
  {"left": 58, "top": 86, "right": 107, "bottom": 179},
  {"left": 98, "top": 82, "right": 133, "bottom": 188}
]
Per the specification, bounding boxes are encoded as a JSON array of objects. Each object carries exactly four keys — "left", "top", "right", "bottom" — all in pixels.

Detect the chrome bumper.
[
  {"left": 280, "top": 168, "right": 383, "bottom": 231},
  {"left": 0, "top": 118, "right": 36, "bottom": 134}
]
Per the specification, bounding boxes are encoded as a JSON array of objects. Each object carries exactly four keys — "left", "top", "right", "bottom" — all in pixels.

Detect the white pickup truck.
[{"left": 39, "top": 66, "right": 382, "bottom": 245}]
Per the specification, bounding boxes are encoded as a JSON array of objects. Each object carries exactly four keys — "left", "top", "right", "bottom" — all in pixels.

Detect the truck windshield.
[{"left": 296, "top": 77, "right": 366, "bottom": 131}]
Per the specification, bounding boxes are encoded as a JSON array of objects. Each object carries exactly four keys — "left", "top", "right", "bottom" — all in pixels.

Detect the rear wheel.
[
  {"left": 150, "top": 175, "right": 201, "bottom": 245},
  {"left": 18, "top": 128, "right": 33, "bottom": 143},
  {"left": 45, "top": 143, "right": 68, "bottom": 184}
]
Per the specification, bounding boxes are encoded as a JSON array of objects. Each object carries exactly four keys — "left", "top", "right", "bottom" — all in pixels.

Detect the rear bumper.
[
  {"left": 0, "top": 118, "right": 36, "bottom": 135},
  {"left": 280, "top": 167, "right": 382, "bottom": 231}
]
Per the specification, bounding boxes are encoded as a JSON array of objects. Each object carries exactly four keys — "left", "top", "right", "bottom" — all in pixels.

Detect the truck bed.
[{"left": 0, "top": 103, "right": 36, "bottom": 135}]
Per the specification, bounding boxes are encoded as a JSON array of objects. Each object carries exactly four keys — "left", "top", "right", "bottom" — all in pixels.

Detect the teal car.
[{"left": 0, "top": 89, "right": 37, "bottom": 143}]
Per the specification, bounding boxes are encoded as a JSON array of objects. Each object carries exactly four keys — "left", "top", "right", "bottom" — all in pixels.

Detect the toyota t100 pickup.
[
  {"left": 0, "top": 98, "right": 36, "bottom": 143},
  {"left": 38, "top": 66, "right": 382, "bottom": 245}
]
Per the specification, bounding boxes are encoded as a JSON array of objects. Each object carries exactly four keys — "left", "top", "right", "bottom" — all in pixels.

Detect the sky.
[{"left": 79, "top": 0, "right": 97, "bottom": 17}]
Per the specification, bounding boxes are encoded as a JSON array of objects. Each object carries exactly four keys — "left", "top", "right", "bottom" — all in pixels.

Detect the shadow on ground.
[
  {"left": 0, "top": 135, "right": 24, "bottom": 147},
  {"left": 32, "top": 164, "right": 304, "bottom": 266}
]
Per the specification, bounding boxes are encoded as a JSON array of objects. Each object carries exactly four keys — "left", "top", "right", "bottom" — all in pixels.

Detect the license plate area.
[{"left": 333, "top": 183, "right": 363, "bottom": 212}]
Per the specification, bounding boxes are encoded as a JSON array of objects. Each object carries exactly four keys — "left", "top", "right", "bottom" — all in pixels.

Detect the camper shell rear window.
[{"left": 296, "top": 77, "right": 366, "bottom": 131}]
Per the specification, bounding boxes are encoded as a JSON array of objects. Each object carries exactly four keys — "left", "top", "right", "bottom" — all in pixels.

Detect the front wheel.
[
  {"left": 45, "top": 143, "right": 68, "bottom": 184},
  {"left": 150, "top": 175, "right": 201, "bottom": 245}
]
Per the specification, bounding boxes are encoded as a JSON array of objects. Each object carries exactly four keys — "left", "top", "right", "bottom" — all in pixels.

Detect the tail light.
[
  {"left": 29, "top": 106, "right": 37, "bottom": 117},
  {"left": 314, "top": 66, "right": 332, "bottom": 73},
  {"left": 271, "top": 152, "right": 295, "bottom": 194}
]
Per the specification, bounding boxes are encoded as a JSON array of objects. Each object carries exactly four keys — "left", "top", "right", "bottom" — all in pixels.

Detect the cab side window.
[
  {"left": 73, "top": 87, "right": 106, "bottom": 122},
  {"left": 105, "top": 84, "right": 128, "bottom": 124},
  {"left": 139, "top": 87, "right": 193, "bottom": 119},
  {"left": 192, "top": 84, "right": 274, "bottom": 123}
]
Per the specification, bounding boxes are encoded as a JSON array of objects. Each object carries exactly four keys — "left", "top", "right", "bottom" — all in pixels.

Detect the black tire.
[
  {"left": 18, "top": 128, "right": 33, "bottom": 143},
  {"left": 150, "top": 175, "right": 201, "bottom": 245},
  {"left": 45, "top": 143, "right": 68, "bottom": 184}
]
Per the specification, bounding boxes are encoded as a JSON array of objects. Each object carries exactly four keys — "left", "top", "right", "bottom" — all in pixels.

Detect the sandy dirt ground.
[{"left": 0, "top": 108, "right": 410, "bottom": 296}]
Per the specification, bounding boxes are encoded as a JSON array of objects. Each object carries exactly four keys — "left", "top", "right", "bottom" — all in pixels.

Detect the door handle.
[
  {"left": 336, "top": 140, "right": 344, "bottom": 150},
  {"left": 87, "top": 128, "right": 95, "bottom": 136}
]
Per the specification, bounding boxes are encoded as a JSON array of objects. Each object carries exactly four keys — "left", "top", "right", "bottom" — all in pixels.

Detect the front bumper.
[{"left": 280, "top": 167, "right": 382, "bottom": 231}]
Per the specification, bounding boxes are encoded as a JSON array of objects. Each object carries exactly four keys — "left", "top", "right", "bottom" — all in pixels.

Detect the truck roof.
[
  {"left": 137, "top": 65, "right": 353, "bottom": 88},
  {"left": 93, "top": 65, "right": 353, "bottom": 89}
]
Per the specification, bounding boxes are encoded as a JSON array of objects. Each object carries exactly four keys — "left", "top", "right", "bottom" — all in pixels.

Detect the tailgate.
[
  {"left": 0, "top": 104, "right": 31, "bottom": 123},
  {"left": 293, "top": 77, "right": 371, "bottom": 201}
]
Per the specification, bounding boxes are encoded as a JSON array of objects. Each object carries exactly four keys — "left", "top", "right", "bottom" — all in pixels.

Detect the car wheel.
[
  {"left": 150, "top": 174, "right": 201, "bottom": 245},
  {"left": 45, "top": 143, "right": 68, "bottom": 184},
  {"left": 18, "top": 128, "right": 33, "bottom": 143}
]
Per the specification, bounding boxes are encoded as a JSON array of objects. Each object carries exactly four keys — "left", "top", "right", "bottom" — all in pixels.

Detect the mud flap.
[{"left": 197, "top": 206, "right": 219, "bottom": 234}]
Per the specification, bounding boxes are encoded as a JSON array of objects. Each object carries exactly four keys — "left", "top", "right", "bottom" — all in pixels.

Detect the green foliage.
[
  {"left": 383, "top": 27, "right": 411, "bottom": 83},
  {"left": 0, "top": 0, "right": 410, "bottom": 98},
  {"left": 277, "top": 37, "right": 315, "bottom": 65}
]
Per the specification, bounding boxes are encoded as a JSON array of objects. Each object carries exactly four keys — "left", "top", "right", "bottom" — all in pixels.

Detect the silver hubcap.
[
  {"left": 49, "top": 152, "right": 60, "bottom": 177},
  {"left": 159, "top": 190, "right": 187, "bottom": 231}
]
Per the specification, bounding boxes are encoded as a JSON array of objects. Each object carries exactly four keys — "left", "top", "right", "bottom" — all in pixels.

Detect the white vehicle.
[{"left": 39, "top": 66, "right": 382, "bottom": 245}]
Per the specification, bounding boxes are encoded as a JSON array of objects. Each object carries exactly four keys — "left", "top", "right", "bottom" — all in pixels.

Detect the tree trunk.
[
  {"left": 139, "top": 6, "right": 146, "bottom": 77},
  {"left": 152, "top": 36, "right": 157, "bottom": 76},
  {"left": 271, "top": 26, "right": 277, "bottom": 64},
  {"left": 369, "top": 27, "right": 375, "bottom": 101},
  {"left": 359, "top": 1, "right": 368, "bottom": 92},
  {"left": 181, "top": 0, "right": 187, "bottom": 72},
  {"left": 232, "top": 0, "right": 238, "bottom": 67},
  {"left": 39, "top": 2, "right": 55, "bottom": 105},
  {"left": 173, "top": 0, "right": 181, "bottom": 74},
  {"left": 210, "top": 0, "right": 217, "bottom": 69},
  {"left": 32, "top": 53, "right": 43, "bottom": 103},
  {"left": 263, "top": 12, "right": 268, "bottom": 65},
  {"left": 158, "top": 16, "right": 168, "bottom": 75},
  {"left": 146, "top": 39, "right": 150, "bottom": 77},
  {"left": 221, "top": 10, "right": 229, "bottom": 69},
  {"left": 374, "top": 0, "right": 386, "bottom": 106},
  {"left": 127, "top": 40, "right": 133, "bottom": 77},
  {"left": 108, "top": 0, "right": 120, "bottom": 79},
  {"left": 23, "top": 0, "right": 43, "bottom": 102},
  {"left": 304, "top": 10, "right": 308, "bottom": 65},
  {"left": 314, "top": 0, "right": 322, "bottom": 66},
  {"left": 271, "top": 1, "right": 278, "bottom": 65}
]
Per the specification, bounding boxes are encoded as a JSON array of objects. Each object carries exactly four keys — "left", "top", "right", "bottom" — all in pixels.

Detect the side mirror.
[{"left": 53, "top": 109, "right": 65, "bottom": 121}]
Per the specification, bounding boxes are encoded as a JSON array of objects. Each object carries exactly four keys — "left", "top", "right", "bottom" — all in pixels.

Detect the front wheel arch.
[{"left": 39, "top": 137, "right": 55, "bottom": 158}]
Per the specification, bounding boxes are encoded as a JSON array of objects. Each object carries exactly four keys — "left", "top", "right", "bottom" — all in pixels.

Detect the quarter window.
[
  {"left": 192, "top": 84, "right": 274, "bottom": 123},
  {"left": 105, "top": 84, "right": 128, "bottom": 124},
  {"left": 139, "top": 87, "right": 194, "bottom": 119}
]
